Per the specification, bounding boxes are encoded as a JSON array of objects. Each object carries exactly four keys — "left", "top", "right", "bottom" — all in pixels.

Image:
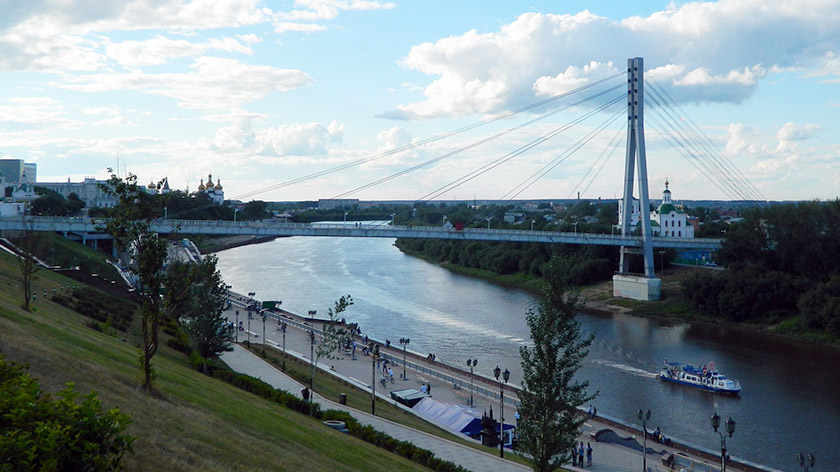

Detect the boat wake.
[{"left": 593, "top": 360, "right": 659, "bottom": 378}]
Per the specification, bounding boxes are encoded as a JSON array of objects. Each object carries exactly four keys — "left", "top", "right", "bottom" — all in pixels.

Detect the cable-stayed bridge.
[
  {"left": 2, "top": 57, "right": 755, "bottom": 300},
  {"left": 0, "top": 216, "right": 721, "bottom": 250}
]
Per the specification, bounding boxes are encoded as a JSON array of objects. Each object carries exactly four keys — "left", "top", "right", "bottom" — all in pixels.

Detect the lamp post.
[
  {"left": 308, "top": 310, "right": 316, "bottom": 325},
  {"left": 261, "top": 310, "right": 266, "bottom": 356},
  {"left": 247, "top": 309, "right": 251, "bottom": 344},
  {"left": 493, "top": 366, "right": 510, "bottom": 458},
  {"left": 466, "top": 358, "right": 478, "bottom": 406},
  {"left": 308, "top": 329, "right": 316, "bottom": 412},
  {"left": 279, "top": 321, "right": 287, "bottom": 371},
  {"left": 370, "top": 343, "right": 380, "bottom": 415},
  {"left": 638, "top": 409, "right": 651, "bottom": 472},
  {"left": 235, "top": 310, "right": 239, "bottom": 343},
  {"left": 711, "top": 413, "right": 735, "bottom": 472},
  {"left": 531, "top": 219, "right": 535, "bottom": 231},
  {"left": 797, "top": 452, "right": 816, "bottom": 471},
  {"left": 486, "top": 216, "right": 491, "bottom": 229},
  {"left": 390, "top": 213, "right": 396, "bottom": 226},
  {"left": 399, "top": 337, "right": 410, "bottom": 380}
]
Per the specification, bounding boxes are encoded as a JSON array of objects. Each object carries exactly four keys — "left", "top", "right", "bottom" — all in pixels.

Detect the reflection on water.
[{"left": 215, "top": 236, "right": 840, "bottom": 470}]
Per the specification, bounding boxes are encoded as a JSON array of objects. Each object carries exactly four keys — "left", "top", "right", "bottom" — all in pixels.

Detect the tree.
[
  {"left": 99, "top": 172, "right": 169, "bottom": 390},
  {"left": 310, "top": 295, "right": 354, "bottom": 400},
  {"left": 13, "top": 215, "right": 42, "bottom": 311},
  {"left": 166, "top": 255, "right": 233, "bottom": 360},
  {"left": 0, "top": 355, "right": 134, "bottom": 470},
  {"left": 518, "top": 280, "right": 596, "bottom": 472}
]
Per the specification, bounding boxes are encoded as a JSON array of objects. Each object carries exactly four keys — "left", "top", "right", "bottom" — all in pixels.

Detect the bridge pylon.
[{"left": 613, "top": 57, "right": 661, "bottom": 301}]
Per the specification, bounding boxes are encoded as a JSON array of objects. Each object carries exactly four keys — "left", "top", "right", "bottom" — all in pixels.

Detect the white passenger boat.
[{"left": 659, "top": 360, "right": 741, "bottom": 394}]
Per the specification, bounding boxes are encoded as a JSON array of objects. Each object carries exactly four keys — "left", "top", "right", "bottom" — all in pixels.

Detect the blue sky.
[{"left": 1, "top": 0, "right": 838, "bottom": 202}]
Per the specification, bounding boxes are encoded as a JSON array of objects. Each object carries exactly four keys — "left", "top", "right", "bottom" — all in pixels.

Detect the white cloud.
[
  {"left": 56, "top": 57, "right": 314, "bottom": 110},
  {"left": 105, "top": 35, "right": 256, "bottom": 67},
  {"left": 777, "top": 122, "right": 820, "bottom": 142},
  {"left": 533, "top": 61, "right": 617, "bottom": 96},
  {"left": 93, "top": 116, "right": 134, "bottom": 127},
  {"left": 0, "top": 96, "right": 83, "bottom": 129},
  {"left": 200, "top": 116, "right": 346, "bottom": 156},
  {"left": 389, "top": 1, "right": 840, "bottom": 119}
]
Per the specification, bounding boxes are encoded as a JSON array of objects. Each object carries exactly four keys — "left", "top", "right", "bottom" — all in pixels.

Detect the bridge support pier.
[
  {"left": 615, "top": 57, "right": 660, "bottom": 301},
  {"left": 613, "top": 274, "right": 661, "bottom": 301}
]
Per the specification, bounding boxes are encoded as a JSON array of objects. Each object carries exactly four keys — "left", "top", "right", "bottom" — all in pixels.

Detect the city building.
[
  {"left": 617, "top": 180, "right": 694, "bottom": 238},
  {"left": 37, "top": 178, "right": 118, "bottom": 209},
  {"left": 196, "top": 173, "right": 224, "bottom": 204}
]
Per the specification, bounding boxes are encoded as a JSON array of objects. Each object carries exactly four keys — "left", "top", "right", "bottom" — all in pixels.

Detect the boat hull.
[{"left": 659, "top": 371, "right": 741, "bottom": 394}]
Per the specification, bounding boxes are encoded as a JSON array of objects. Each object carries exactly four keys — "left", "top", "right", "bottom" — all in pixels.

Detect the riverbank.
[
  {"left": 192, "top": 234, "right": 278, "bottom": 253},
  {"left": 397, "top": 246, "right": 839, "bottom": 346}
]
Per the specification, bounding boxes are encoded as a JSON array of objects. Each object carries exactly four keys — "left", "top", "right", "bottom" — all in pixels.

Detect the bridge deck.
[{"left": 0, "top": 216, "right": 721, "bottom": 250}]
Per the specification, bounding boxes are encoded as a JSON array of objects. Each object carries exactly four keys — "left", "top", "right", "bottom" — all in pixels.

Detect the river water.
[{"left": 215, "top": 235, "right": 840, "bottom": 470}]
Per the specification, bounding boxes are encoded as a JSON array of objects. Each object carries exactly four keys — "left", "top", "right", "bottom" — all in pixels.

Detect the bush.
[{"left": 0, "top": 356, "right": 134, "bottom": 471}]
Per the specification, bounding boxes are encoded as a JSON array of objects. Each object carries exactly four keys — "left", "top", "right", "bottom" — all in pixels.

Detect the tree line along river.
[{"left": 214, "top": 235, "right": 840, "bottom": 470}]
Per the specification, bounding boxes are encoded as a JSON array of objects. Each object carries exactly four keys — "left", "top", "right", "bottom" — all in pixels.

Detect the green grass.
[
  {"left": 0, "top": 251, "right": 429, "bottom": 472},
  {"left": 36, "top": 232, "right": 122, "bottom": 281}
]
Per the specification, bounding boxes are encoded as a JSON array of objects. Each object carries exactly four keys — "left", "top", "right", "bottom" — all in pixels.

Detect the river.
[{"left": 215, "top": 234, "right": 840, "bottom": 470}]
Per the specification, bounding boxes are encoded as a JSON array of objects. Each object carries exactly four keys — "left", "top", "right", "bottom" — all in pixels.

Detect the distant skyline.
[{"left": 1, "top": 0, "right": 838, "bottom": 202}]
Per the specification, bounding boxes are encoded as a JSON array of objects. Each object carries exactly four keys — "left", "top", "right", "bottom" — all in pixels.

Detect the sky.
[{"left": 1, "top": 0, "right": 839, "bottom": 203}]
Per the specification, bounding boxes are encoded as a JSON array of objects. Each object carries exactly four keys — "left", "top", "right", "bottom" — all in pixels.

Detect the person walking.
[
  {"left": 571, "top": 447, "right": 578, "bottom": 467},
  {"left": 578, "top": 442, "right": 584, "bottom": 467},
  {"left": 586, "top": 443, "right": 592, "bottom": 466}
]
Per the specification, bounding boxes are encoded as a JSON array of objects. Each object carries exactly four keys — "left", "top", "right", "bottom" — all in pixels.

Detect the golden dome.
[
  {"left": 198, "top": 179, "right": 205, "bottom": 191},
  {"left": 214, "top": 179, "right": 223, "bottom": 190}
]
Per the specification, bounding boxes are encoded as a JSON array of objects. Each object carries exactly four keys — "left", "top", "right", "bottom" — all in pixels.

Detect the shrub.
[{"left": 0, "top": 356, "right": 134, "bottom": 471}]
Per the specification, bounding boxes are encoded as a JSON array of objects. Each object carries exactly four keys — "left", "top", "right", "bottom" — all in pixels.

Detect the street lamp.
[
  {"left": 493, "top": 366, "right": 510, "bottom": 458},
  {"left": 308, "top": 329, "right": 316, "bottom": 413},
  {"left": 638, "top": 409, "right": 651, "bottom": 472},
  {"left": 235, "top": 310, "right": 239, "bottom": 343},
  {"left": 797, "top": 452, "right": 816, "bottom": 471},
  {"left": 279, "top": 321, "right": 287, "bottom": 371},
  {"left": 466, "top": 358, "right": 478, "bottom": 406},
  {"left": 486, "top": 216, "right": 491, "bottom": 229},
  {"left": 399, "top": 337, "right": 410, "bottom": 380},
  {"left": 261, "top": 310, "right": 266, "bottom": 356},
  {"left": 369, "top": 343, "right": 380, "bottom": 415},
  {"left": 247, "top": 309, "right": 251, "bottom": 344},
  {"left": 711, "top": 412, "right": 736, "bottom": 472}
]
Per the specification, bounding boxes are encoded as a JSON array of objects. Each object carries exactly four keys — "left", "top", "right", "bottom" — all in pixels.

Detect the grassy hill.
[{"left": 0, "top": 250, "right": 428, "bottom": 471}]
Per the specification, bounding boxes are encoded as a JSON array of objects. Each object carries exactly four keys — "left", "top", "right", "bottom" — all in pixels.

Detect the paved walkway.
[
  {"left": 222, "top": 344, "right": 529, "bottom": 472},
  {"left": 222, "top": 304, "right": 739, "bottom": 472}
]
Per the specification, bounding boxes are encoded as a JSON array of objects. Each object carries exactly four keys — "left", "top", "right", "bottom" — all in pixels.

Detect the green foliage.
[
  {"left": 0, "top": 356, "right": 134, "bottom": 471},
  {"left": 51, "top": 288, "right": 137, "bottom": 332},
  {"left": 518, "top": 277, "right": 596, "bottom": 472},
  {"left": 30, "top": 189, "right": 85, "bottom": 217},
  {"left": 165, "top": 255, "right": 233, "bottom": 360},
  {"left": 684, "top": 200, "right": 840, "bottom": 334},
  {"left": 797, "top": 274, "right": 840, "bottom": 335},
  {"left": 99, "top": 171, "right": 170, "bottom": 390}
]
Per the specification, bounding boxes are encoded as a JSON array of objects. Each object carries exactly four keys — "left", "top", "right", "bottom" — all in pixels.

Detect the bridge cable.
[
  {"left": 647, "top": 82, "right": 765, "bottom": 201},
  {"left": 569, "top": 125, "right": 625, "bottom": 199},
  {"left": 414, "top": 94, "right": 625, "bottom": 203},
  {"left": 648, "top": 81, "right": 765, "bottom": 201},
  {"left": 646, "top": 93, "right": 754, "bottom": 201},
  {"left": 164, "top": 72, "right": 625, "bottom": 220},
  {"left": 501, "top": 105, "right": 625, "bottom": 201},
  {"left": 327, "top": 85, "right": 626, "bottom": 201}
]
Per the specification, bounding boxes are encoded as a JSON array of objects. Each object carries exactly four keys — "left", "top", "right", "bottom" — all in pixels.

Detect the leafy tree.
[
  {"left": 311, "top": 295, "right": 354, "bottom": 399},
  {"left": 99, "top": 172, "right": 169, "bottom": 390},
  {"left": 518, "top": 277, "right": 595, "bottom": 472},
  {"left": 166, "top": 255, "right": 233, "bottom": 360},
  {"left": 0, "top": 356, "right": 134, "bottom": 470},
  {"left": 12, "top": 216, "right": 42, "bottom": 311}
]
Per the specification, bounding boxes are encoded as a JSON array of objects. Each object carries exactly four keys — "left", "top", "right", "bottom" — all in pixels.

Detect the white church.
[{"left": 617, "top": 180, "right": 694, "bottom": 238}]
